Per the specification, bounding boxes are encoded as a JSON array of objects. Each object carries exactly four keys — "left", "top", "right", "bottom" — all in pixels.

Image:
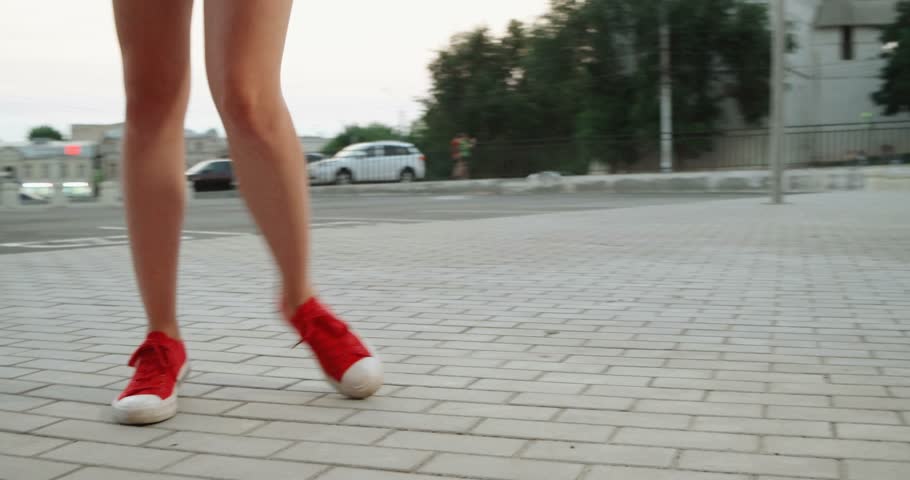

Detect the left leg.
[{"left": 204, "top": 0, "right": 382, "bottom": 398}]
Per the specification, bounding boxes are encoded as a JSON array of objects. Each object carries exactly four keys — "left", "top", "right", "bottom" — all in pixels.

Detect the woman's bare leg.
[
  {"left": 203, "top": 0, "right": 313, "bottom": 311},
  {"left": 204, "top": 0, "right": 382, "bottom": 399},
  {"left": 113, "top": 0, "right": 193, "bottom": 339}
]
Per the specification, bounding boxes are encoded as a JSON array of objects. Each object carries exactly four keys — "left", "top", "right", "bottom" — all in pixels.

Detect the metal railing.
[{"left": 420, "top": 121, "right": 910, "bottom": 180}]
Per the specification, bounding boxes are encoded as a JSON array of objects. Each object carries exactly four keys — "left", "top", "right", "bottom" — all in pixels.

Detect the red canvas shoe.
[
  {"left": 111, "top": 331, "right": 188, "bottom": 425},
  {"left": 288, "top": 298, "right": 382, "bottom": 399}
]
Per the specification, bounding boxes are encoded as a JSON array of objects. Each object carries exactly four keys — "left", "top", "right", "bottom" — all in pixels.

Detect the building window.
[
  {"left": 78, "top": 164, "right": 86, "bottom": 178},
  {"left": 61, "top": 163, "right": 69, "bottom": 178},
  {"left": 841, "top": 26, "right": 854, "bottom": 60},
  {"left": 42, "top": 164, "right": 49, "bottom": 178},
  {"left": 24, "top": 165, "right": 32, "bottom": 178}
]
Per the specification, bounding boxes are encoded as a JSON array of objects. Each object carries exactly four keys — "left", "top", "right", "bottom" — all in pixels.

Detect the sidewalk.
[{"left": 1, "top": 192, "right": 909, "bottom": 480}]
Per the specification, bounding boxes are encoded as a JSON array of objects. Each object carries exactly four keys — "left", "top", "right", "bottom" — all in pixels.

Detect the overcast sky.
[{"left": 0, "top": 0, "right": 551, "bottom": 141}]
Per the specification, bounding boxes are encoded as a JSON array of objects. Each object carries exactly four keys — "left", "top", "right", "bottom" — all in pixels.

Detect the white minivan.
[{"left": 308, "top": 141, "right": 426, "bottom": 185}]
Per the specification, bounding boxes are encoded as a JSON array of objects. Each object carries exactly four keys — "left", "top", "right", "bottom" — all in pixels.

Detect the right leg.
[
  {"left": 113, "top": 0, "right": 193, "bottom": 339},
  {"left": 111, "top": 0, "right": 193, "bottom": 425}
]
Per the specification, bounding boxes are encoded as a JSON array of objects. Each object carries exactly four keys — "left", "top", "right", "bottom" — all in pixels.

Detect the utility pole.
[
  {"left": 769, "top": 0, "right": 786, "bottom": 204},
  {"left": 659, "top": 2, "right": 673, "bottom": 173}
]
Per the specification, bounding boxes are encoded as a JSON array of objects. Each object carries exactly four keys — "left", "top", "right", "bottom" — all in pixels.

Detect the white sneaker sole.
[
  {"left": 112, "top": 363, "right": 189, "bottom": 425},
  {"left": 329, "top": 356, "right": 384, "bottom": 399}
]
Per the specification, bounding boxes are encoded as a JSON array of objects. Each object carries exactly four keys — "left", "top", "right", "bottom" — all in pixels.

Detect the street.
[{"left": 0, "top": 192, "right": 755, "bottom": 254}]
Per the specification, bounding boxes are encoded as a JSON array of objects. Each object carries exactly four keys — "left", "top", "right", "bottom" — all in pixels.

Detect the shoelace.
[
  {"left": 294, "top": 313, "right": 369, "bottom": 368},
  {"left": 294, "top": 312, "right": 351, "bottom": 348},
  {"left": 124, "top": 341, "right": 173, "bottom": 396}
]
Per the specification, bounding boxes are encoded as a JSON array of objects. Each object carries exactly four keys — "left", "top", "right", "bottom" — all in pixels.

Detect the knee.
[
  {"left": 123, "top": 72, "right": 188, "bottom": 129},
  {"left": 212, "top": 79, "right": 283, "bottom": 136}
]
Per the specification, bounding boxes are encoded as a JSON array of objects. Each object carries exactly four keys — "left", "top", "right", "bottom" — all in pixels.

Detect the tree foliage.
[
  {"left": 873, "top": 0, "right": 910, "bottom": 115},
  {"left": 414, "top": 0, "right": 773, "bottom": 171},
  {"left": 28, "top": 125, "right": 63, "bottom": 141},
  {"left": 321, "top": 123, "right": 406, "bottom": 155}
]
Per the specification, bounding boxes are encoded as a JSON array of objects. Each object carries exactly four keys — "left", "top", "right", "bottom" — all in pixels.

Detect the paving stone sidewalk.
[{"left": 1, "top": 191, "right": 909, "bottom": 480}]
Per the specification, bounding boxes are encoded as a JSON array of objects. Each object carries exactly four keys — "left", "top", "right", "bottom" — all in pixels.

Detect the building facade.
[{"left": 0, "top": 141, "right": 97, "bottom": 197}]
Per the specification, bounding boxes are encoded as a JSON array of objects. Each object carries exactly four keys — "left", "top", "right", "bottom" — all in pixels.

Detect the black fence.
[{"left": 420, "top": 121, "right": 910, "bottom": 181}]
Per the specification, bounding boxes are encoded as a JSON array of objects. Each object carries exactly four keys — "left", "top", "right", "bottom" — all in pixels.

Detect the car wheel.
[
  {"left": 335, "top": 170, "right": 353, "bottom": 185},
  {"left": 400, "top": 169, "right": 416, "bottom": 183}
]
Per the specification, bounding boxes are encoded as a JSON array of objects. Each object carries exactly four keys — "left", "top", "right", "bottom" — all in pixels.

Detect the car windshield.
[{"left": 185, "top": 162, "right": 212, "bottom": 175}]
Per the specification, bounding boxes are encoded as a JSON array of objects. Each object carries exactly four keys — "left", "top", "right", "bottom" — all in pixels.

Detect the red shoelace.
[{"left": 120, "top": 340, "right": 176, "bottom": 399}]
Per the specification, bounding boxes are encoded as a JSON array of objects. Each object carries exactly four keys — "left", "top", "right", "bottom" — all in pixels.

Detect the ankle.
[
  {"left": 149, "top": 326, "right": 181, "bottom": 341},
  {"left": 284, "top": 288, "right": 316, "bottom": 316}
]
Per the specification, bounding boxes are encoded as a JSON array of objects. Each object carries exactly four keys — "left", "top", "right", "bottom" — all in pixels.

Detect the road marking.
[
  {"left": 431, "top": 195, "right": 472, "bottom": 201},
  {"left": 1, "top": 235, "right": 193, "bottom": 249},
  {"left": 98, "top": 226, "right": 249, "bottom": 236},
  {"left": 311, "top": 217, "right": 424, "bottom": 224}
]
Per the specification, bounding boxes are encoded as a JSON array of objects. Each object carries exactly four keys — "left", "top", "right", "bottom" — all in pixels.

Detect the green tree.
[
  {"left": 416, "top": 0, "right": 774, "bottom": 175},
  {"left": 321, "top": 123, "right": 405, "bottom": 155},
  {"left": 28, "top": 125, "right": 63, "bottom": 141},
  {"left": 873, "top": 0, "right": 910, "bottom": 115}
]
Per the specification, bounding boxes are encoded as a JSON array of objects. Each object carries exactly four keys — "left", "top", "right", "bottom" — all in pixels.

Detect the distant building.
[
  {"left": 781, "top": 0, "right": 908, "bottom": 126},
  {"left": 686, "top": 0, "right": 910, "bottom": 170},
  {"left": 94, "top": 126, "right": 228, "bottom": 179},
  {"left": 0, "top": 140, "right": 97, "bottom": 197}
]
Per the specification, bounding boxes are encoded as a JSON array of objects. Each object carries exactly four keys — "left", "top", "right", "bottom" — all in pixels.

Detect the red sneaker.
[
  {"left": 111, "top": 331, "right": 188, "bottom": 425},
  {"left": 289, "top": 298, "right": 383, "bottom": 399}
]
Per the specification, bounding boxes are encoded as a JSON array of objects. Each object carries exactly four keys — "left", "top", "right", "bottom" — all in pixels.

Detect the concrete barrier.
[
  {"left": 50, "top": 183, "right": 68, "bottom": 207},
  {"left": 1, "top": 183, "right": 19, "bottom": 209},
  {"left": 308, "top": 165, "right": 910, "bottom": 196},
  {"left": 100, "top": 181, "right": 121, "bottom": 205}
]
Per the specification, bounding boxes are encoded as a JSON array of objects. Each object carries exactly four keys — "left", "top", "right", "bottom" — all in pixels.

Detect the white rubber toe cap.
[
  {"left": 112, "top": 394, "right": 177, "bottom": 425},
  {"left": 335, "top": 357, "right": 383, "bottom": 399}
]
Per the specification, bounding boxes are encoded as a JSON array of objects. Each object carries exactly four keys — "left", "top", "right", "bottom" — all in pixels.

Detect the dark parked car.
[{"left": 186, "top": 159, "right": 234, "bottom": 191}]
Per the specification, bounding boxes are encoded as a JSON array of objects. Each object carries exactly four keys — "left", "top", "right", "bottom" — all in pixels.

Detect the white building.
[
  {"left": 0, "top": 140, "right": 97, "bottom": 197},
  {"left": 688, "top": 0, "right": 908, "bottom": 170},
  {"left": 783, "top": 0, "right": 907, "bottom": 126}
]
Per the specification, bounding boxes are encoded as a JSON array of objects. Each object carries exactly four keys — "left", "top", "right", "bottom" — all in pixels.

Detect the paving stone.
[
  {"left": 202, "top": 386, "right": 321, "bottom": 404},
  {"left": 837, "top": 423, "right": 910, "bottom": 442},
  {"left": 379, "top": 430, "right": 525, "bottom": 456},
  {"left": 225, "top": 402, "right": 354, "bottom": 423},
  {"left": 472, "top": 418, "right": 613, "bottom": 442},
  {"left": 0, "top": 410, "right": 61, "bottom": 432},
  {"left": 614, "top": 427, "right": 758, "bottom": 452},
  {"left": 678, "top": 450, "right": 839, "bottom": 478},
  {"left": 0, "top": 392, "right": 54, "bottom": 411},
  {"left": 693, "top": 416, "right": 832, "bottom": 437},
  {"left": 845, "top": 460, "right": 910, "bottom": 480},
  {"left": 275, "top": 441, "right": 432, "bottom": 470},
  {"left": 249, "top": 421, "right": 389, "bottom": 444},
  {"left": 522, "top": 440, "right": 676, "bottom": 467},
  {"left": 166, "top": 453, "right": 325, "bottom": 480},
  {"left": 42, "top": 441, "right": 191, "bottom": 471},
  {"left": 56, "top": 467, "right": 203, "bottom": 480},
  {"left": 767, "top": 405, "right": 902, "bottom": 425},
  {"left": 34, "top": 419, "right": 171, "bottom": 445},
  {"left": 764, "top": 435, "right": 910, "bottom": 460},
  {"left": 0, "top": 431, "right": 69, "bottom": 456},
  {"left": 149, "top": 431, "right": 292, "bottom": 457},
  {"left": 582, "top": 466, "right": 748, "bottom": 480},
  {"left": 510, "top": 392, "right": 634, "bottom": 410},
  {"left": 558, "top": 409, "right": 690, "bottom": 429},
  {"left": 316, "top": 468, "right": 459, "bottom": 480},
  {"left": 0, "top": 454, "right": 79, "bottom": 480},
  {"left": 343, "top": 410, "right": 479, "bottom": 433},
  {"left": 420, "top": 453, "right": 584, "bottom": 480},
  {"left": 428, "top": 401, "right": 558, "bottom": 421}
]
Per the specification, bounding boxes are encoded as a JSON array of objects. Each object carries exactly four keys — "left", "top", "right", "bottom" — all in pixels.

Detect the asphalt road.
[{"left": 1, "top": 192, "right": 755, "bottom": 254}]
